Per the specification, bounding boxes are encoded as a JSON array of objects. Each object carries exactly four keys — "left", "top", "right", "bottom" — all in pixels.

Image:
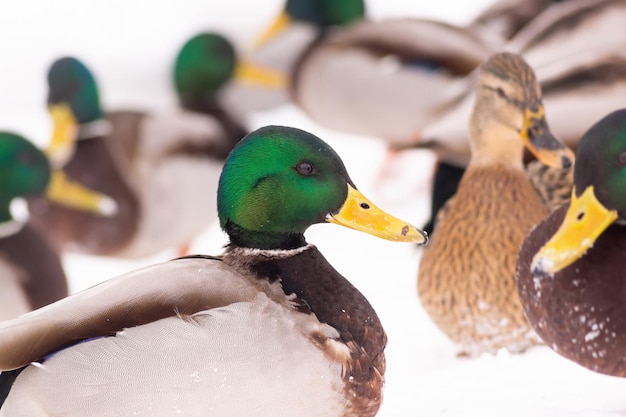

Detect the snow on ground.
[{"left": 2, "top": 1, "right": 626, "bottom": 416}]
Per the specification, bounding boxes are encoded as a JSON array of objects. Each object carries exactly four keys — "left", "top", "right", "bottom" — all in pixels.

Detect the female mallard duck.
[
  {"left": 0, "top": 125, "right": 427, "bottom": 416},
  {"left": 0, "top": 132, "right": 112, "bottom": 321},
  {"left": 27, "top": 56, "right": 243, "bottom": 258},
  {"left": 416, "top": 52, "right": 574, "bottom": 356},
  {"left": 516, "top": 109, "right": 626, "bottom": 376},
  {"left": 421, "top": 0, "right": 626, "bottom": 232}
]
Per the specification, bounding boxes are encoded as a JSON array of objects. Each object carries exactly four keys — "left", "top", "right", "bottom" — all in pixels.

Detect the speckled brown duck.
[
  {"left": 0, "top": 126, "right": 427, "bottom": 416},
  {"left": 417, "top": 52, "right": 575, "bottom": 356},
  {"left": 27, "top": 56, "right": 243, "bottom": 258},
  {"left": 517, "top": 109, "right": 626, "bottom": 376},
  {"left": 0, "top": 132, "right": 108, "bottom": 321}
]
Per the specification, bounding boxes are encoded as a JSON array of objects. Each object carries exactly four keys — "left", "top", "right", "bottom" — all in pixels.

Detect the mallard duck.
[
  {"left": 416, "top": 52, "right": 574, "bottom": 356},
  {"left": 253, "top": 0, "right": 503, "bottom": 147},
  {"left": 0, "top": 132, "right": 114, "bottom": 321},
  {"left": 469, "top": 0, "right": 568, "bottom": 40},
  {"left": 173, "top": 32, "right": 289, "bottom": 143},
  {"left": 516, "top": 108, "right": 626, "bottom": 376},
  {"left": 420, "top": 0, "right": 626, "bottom": 232},
  {"left": 27, "top": 56, "right": 242, "bottom": 258},
  {"left": 0, "top": 125, "right": 427, "bottom": 416}
]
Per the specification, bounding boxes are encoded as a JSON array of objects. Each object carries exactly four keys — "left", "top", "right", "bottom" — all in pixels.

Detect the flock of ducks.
[{"left": 1, "top": 0, "right": 626, "bottom": 415}]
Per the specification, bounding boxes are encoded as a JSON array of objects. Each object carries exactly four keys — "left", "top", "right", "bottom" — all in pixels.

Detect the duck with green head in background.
[
  {"left": 173, "top": 31, "right": 293, "bottom": 148},
  {"left": 0, "top": 125, "right": 427, "bottom": 417},
  {"left": 417, "top": 52, "right": 574, "bottom": 357},
  {"left": 517, "top": 109, "right": 626, "bottom": 376},
  {"left": 27, "top": 56, "right": 250, "bottom": 258},
  {"left": 0, "top": 132, "right": 115, "bottom": 321}
]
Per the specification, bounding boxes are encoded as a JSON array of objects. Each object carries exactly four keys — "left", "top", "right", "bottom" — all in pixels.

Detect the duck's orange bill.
[
  {"left": 47, "top": 104, "right": 78, "bottom": 168},
  {"left": 520, "top": 105, "right": 575, "bottom": 169},
  {"left": 234, "top": 60, "right": 288, "bottom": 89},
  {"left": 327, "top": 184, "right": 428, "bottom": 244},
  {"left": 531, "top": 186, "right": 617, "bottom": 275},
  {"left": 252, "top": 11, "right": 291, "bottom": 49},
  {"left": 46, "top": 169, "right": 118, "bottom": 217}
]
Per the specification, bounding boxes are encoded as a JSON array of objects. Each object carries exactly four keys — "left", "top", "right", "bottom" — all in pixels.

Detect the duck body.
[
  {"left": 29, "top": 110, "right": 226, "bottom": 258},
  {"left": 0, "top": 125, "right": 427, "bottom": 415},
  {"left": 0, "top": 222, "right": 67, "bottom": 321},
  {"left": 418, "top": 164, "right": 545, "bottom": 354},
  {"left": 292, "top": 18, "right": 500, "bottom": 147},
  {"left": 0, "top": 246, "right": 384, "bottom": 416}
]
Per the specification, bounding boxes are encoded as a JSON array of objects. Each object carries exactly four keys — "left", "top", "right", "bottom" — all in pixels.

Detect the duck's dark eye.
[
  {"left": 496, "top": 87, "right": 506, "bottom": 98},
  {"left": 618, "top": 152, "right": 626, "bottom": 166},
  {"left": 18, "top": 151, "right": 36, "bottom": 166},
  {"left": 295, "top": 161, "right": 315, "bottom": 176}
]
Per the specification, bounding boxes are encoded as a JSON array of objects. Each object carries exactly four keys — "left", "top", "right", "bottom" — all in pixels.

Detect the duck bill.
[
  {"left": 47, "top": 104, "right": 78, "bottom": 169},
  {"left": 531, "top": 186, "right": 617, "bottom": 275},
  {"left": 520, "top": 106, "right": 575, "bottom": 169},
  {"left": 326, "top": 184, "right": 428, "bottom": 245},
  {"left": 45, "top": 169, "right": 118, "bottom": 217},
  {"left": 234, "top": 60, "right": 288, "bottom": 89},
  {"left": 252, "top": 11, "right": 291, "bottom": 49}
]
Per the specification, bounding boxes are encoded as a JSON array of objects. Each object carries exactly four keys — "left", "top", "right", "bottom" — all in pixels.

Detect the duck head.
[
  {"left": 174, "top": 32, "right": 287, "bottom": 96},
  {"left": 218, "top": 125, "right": 428, "bottom": 250},
  {"left": 0, "top": 132, "right": 114, "bottom": 221},
  {"left": 46, "top": 57, "right": 105, "bottom": 168},
  {"left": 469, "top": 52, "right": 574, "bottom": 169},
  {"left": 532, "top": 109, "right": 626, "bottom": 275},
  {"left": 255, "top": 0, "right": 366, "bottom": 48}
]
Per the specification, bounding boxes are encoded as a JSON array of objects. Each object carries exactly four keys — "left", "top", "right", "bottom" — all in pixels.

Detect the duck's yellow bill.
[
  {"left": 531, "top": 186, "right": 617, "bottom": 275},
  {"left": 47, "top": 104, "right": 78, "bottom": 168},
  {"left": 234, "top": 60, "right": 288, "bottom": 89},
  {"left": 520, "top": 105, "right": 575, "bottom": 169},
  {"left": 327, "top": 184, "right": 428, "bottom": 244},
  {"left": 46, "top": 170, "right": 118, "bottom": 217},
  {"left": 252, "top": 11, "right": 291, "bottom": 49}
]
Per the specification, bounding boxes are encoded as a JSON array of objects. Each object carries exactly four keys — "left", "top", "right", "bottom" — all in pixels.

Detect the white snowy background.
[{"left": 2, "top": 1, "right": 626, "bottom": 416}]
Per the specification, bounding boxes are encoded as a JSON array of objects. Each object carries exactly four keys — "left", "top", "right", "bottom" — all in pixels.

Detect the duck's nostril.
[{"left": 561, "top": 155, "right": 572, "bottom": 169}]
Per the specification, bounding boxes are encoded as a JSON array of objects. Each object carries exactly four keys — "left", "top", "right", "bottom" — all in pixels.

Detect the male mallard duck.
[
  {"left": 420, "top": 0, "right": 626, "bottom": 233},
  {"left": 173, "top": 31, "right": 290, "bottom": 145},
  {"left": 27, "top": 56, "right": 241, "bottom": 258},
  {"left": 255, "top": 0, "right": 502, "bottom": 147},
  {"left": 470, "top": 0, "right": 568, "bottom": 40},
  {"left": 0, "top": 132, "right": 113, "bottom": 321},
  {"left": 417, "top": 52, "right": 574, "bottom": 356},
  {"left": 517, "top": 109, "right": 626, "bottom": 376},
  {"left": 0, "top": 125, "right": 427, "bottom": 416}
]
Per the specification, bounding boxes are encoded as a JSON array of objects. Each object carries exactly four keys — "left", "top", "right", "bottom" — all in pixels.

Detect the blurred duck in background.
[
  {"left": 173, "top": 31, "right": 292, "bottom": 152},
  {"left": 0, "top": 132, "right": 110, "bottom": 320},
  {"left": 27, "top": 56, "right": 245, "bottom": 258},
  {"left": 417, "top": 52, "right": 574, "bottom": 356}
]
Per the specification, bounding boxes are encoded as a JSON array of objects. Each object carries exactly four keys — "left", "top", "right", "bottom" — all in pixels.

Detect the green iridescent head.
[
  {"left": 285, "top": 0, "right": 366, "bottom": 27},
  {"left": 47, "top": 57, "right": 104, "bottom": 124},
  {"left": 0, "top": 133, "right": 51, "bottom": 221},
  {"left": 574, "top": 109, "right": 626, "bottom": 219},
  {"left": 218, "top": 126, "right": 352, "bottom": 249},
  {"left": 173, "top": 33, "right": 236, "bottom": 97}
]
